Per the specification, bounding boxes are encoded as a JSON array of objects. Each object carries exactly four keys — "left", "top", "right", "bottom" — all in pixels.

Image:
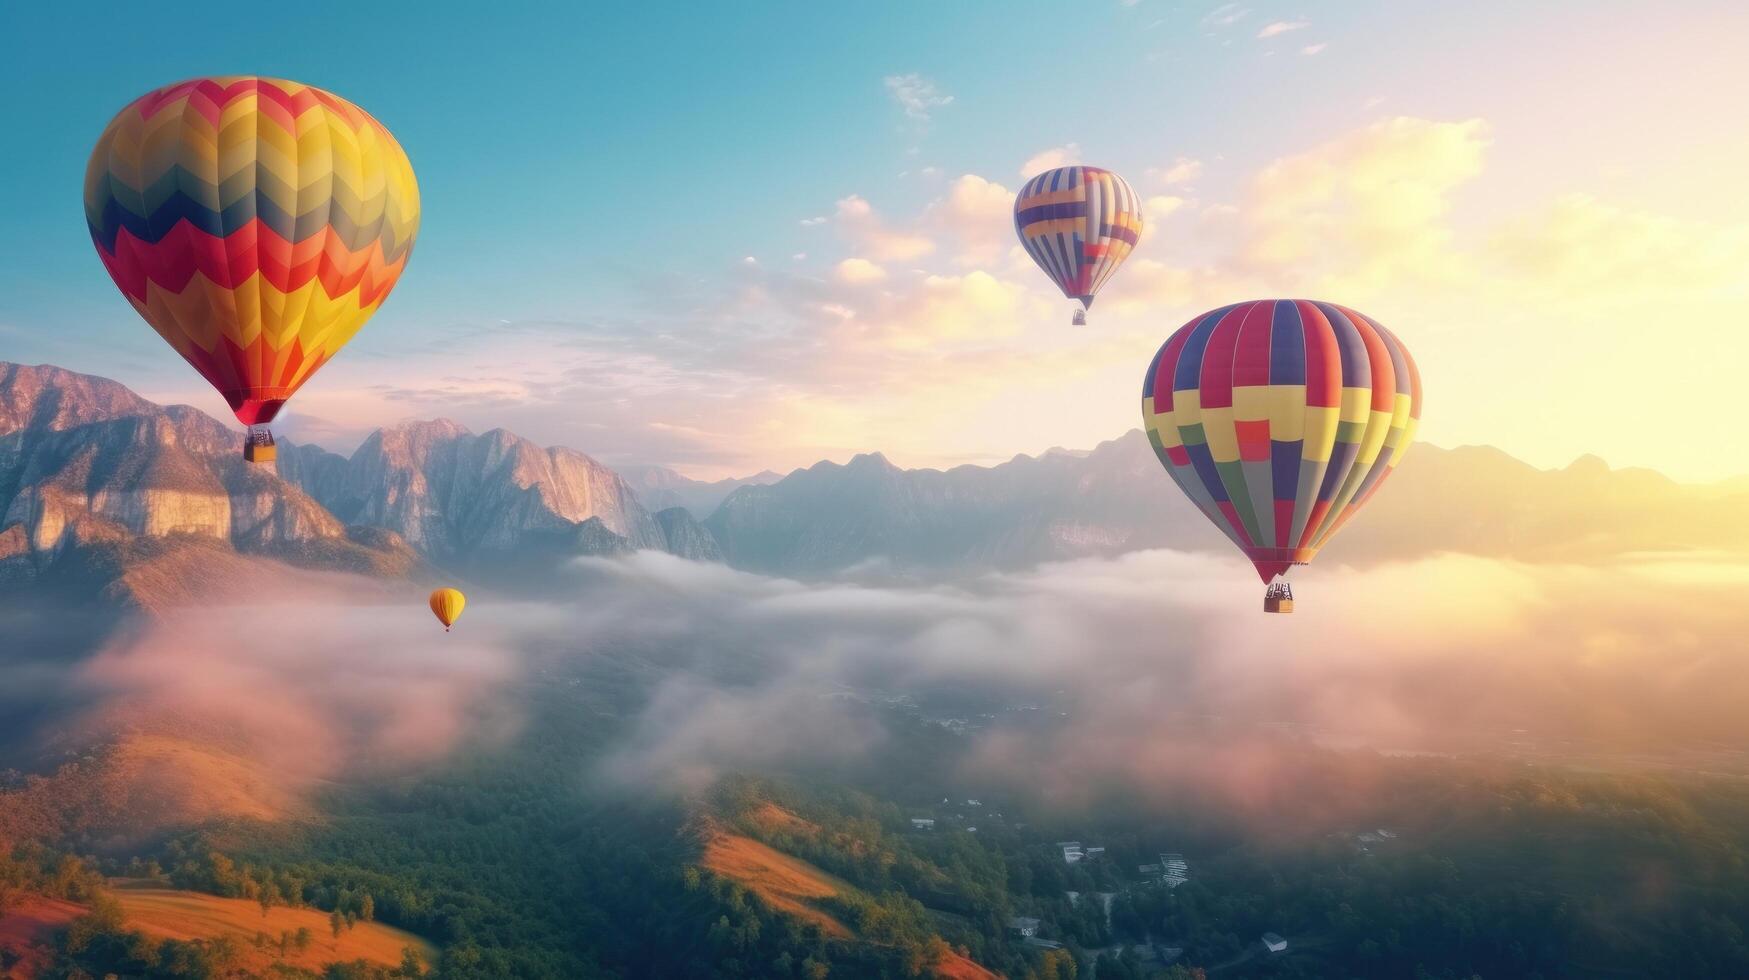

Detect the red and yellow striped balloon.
[
  {"left": 1142, "top": 300, "right": 1422, "bottom": 584},
  {"left": 84, "top": 76, "right": 420, "bottom": 427}
]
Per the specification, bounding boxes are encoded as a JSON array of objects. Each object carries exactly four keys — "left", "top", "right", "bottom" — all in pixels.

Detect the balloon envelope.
[
  {"left": 85, "top": 76, "right": 420, "bottom": 425},
  {"left": 429, "top": 588, "right": 466, "bottom": 630},
  {"left": 1141, "top": 300, "right": 1422, "bottom": 582},
  {"left": 1013, "top": 166, "right": 1142, "bottom": 312}
]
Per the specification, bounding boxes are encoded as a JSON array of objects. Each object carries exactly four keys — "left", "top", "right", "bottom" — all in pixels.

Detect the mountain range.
[{"left": 2, "top": 360, "right": 1744, "bottom": 607}]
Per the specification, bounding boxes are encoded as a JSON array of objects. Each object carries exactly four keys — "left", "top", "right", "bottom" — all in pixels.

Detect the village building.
[
  {"left": 1025, "top": 937, "right": 1065, "bottom": 950},
  {"left": 1159, "top": 853, "right": 1190, "bottom": 888}
]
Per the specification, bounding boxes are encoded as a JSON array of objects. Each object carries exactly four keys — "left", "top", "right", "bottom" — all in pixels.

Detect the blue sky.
[{"left": 2, "top": 2, "right": 1747, "bottom": 479}]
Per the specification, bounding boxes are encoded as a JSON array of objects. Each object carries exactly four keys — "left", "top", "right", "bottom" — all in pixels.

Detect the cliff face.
[
  {"left": 655, "top": 507, "right": 725, "bottom": 562},
  {"left": 282, "top": 420, "right": 666, "bottom": 563},
  {"left": 0, "top": 401, "right": 345, "bottom": 555},
  {"left": 0, "top": 364, "right": 412, "bottom": 598}
]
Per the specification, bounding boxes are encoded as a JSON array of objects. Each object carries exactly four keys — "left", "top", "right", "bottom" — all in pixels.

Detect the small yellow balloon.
[{"left": 429, "top": 588, "right": 466, "bottom": 632}]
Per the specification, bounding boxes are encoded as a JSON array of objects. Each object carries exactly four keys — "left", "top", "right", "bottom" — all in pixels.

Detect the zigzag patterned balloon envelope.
[
  {"left": 1141, "top": 300, "right": 1422, "bottom": 598},
  {"left": 1013, "top": 166, "right": 1143, "bottom": 324},
  {"left": 84, "top": 76, "right": 419, "bottom": 443}
]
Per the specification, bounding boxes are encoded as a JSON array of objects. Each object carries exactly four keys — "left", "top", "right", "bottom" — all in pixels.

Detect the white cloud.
[
  {"left": 1301, "top": 42, "right": 1328, "bottom": 55},
  {"left": 1020, "top": 143, "right": 1082, "bottom": 178},
  {"left": 1148, "top": 156, "right": 1203, "bottom": 185},
  {"left": 834, "top": 194, "right": 936, "bottom": 261},
  {"left": 834, "top": 269, "right": 1033, "bottom": 352},
  {"left": 1257, "top": 19, "right": 1309, "bottom": 38},
  {"left": 928, "top": 174, "right": 1016, "bottom": 264},
  {"left": 1147, "top": 195, "right": 1187, "bottom": 219},
  {"left": 799, "top": 216, "right": 827, "bottom": 227},
  {"left": 1237, "top": 116, "right": 1491, "bottom": 289},
  {"left": 1488, "top": 193, "right": 1749, "bottom": 295},
  {"left": 1202, "top": 3, "right": 1249, "bottom": 27},
  {"left": 834, "top": 257, "right": 889, "bottom": 284},
  {"left": 884, "top": 73, "right": 955, "bottom": 121}
]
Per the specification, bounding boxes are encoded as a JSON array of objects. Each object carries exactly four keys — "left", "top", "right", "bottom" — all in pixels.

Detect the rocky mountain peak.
[
  {"left": 0, "top": 362, "right": 411, "bottom": 595},
  {"left": 278, "top": 417, "right": 680, "bottom": 566},
  {"left": 846, "top": 452, "right": 895, "bottom": 471},
  {"left": 0, "top": 362, "right": 159, "bottom": 437}
]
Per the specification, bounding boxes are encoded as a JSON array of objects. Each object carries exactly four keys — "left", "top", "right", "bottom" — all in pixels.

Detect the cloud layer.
[
  {"left": 569, "top": 550, "right": 1749, "bottom": 803},
  {"left": 9, "top": 546, "right": 1748, "bottom": 837},
  {"left": 62, "top": 581, "right": 525, "bottom": 786}
]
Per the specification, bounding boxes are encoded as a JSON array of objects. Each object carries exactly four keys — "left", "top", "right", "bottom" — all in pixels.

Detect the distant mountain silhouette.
[
  {"left": 4, "top": 361, "right": 1744, "bottom": 602},
  {"left": 618, "top": 464, "right": 784, "bottom": 518},
  {"left": 703, "top": 433, "right": 1749, "bottom": 576}
]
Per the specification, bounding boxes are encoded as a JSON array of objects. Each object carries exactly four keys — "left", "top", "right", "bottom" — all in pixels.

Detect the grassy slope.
[
  {"left": 0, "top": 883, "right": 435, "bottom": 976},
  {"left": 701, "top": 805, "right": 1002, "bottom": 980},
  {"left": 110, "top": 882, "right": 435, "bottom": 972},
  {"left": 701, "top": 831, "right": 855, "bottom": 938},
  {"left": 0, "top": 897, "right": 83, "bottom": 977},
  {"left": 0, "top": 732, "right": 302, "bottom": 850}
]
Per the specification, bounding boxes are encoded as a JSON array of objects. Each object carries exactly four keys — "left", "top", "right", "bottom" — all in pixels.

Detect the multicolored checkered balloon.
[{"left": 1142, "top": 300, "right": 1423, "bottom": 584}]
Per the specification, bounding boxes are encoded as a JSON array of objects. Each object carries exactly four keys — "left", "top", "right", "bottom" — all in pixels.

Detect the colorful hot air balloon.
[
  {"left": 1014, "top": 166, "right": 1143, "bottom": 325},
  {"left": 429, "top": 588, "right": 466, "bottom": 632},
  {"left": 85, "top": 76, "right": 420, "bottom": 463},
  {"left": 1141, "top": 300, "right": 1422, "bottom": 612}
]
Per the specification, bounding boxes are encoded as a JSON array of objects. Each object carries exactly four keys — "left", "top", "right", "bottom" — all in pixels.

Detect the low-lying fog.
[{"left": 6, "top": 548, "right": 1748, "bottom": 816}]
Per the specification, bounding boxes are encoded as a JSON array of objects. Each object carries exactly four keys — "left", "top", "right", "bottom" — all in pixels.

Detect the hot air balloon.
[
  {"left": 85, "top": 76, "right": 420, "bottom": 463},
  {"left": 429, "top": 588, "right": 466, "bottom": 632},
  {"left": 1141, "top": 300, "right": 1422, "bottom": 612},
  {"left": 1014, "top": 166, "right": 1143, "bottom": 325}
]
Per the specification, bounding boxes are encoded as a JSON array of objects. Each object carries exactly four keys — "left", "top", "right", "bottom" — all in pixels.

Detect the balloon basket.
[
  {"left": 1264, "top": 582, "right": 1294, "bottom": 614},
  {"left": 243, "top": 427, "right": 276, "bottom": 463},
  {"left": 1071, "top": 308, "right": 1087, "bottom": 326}
]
